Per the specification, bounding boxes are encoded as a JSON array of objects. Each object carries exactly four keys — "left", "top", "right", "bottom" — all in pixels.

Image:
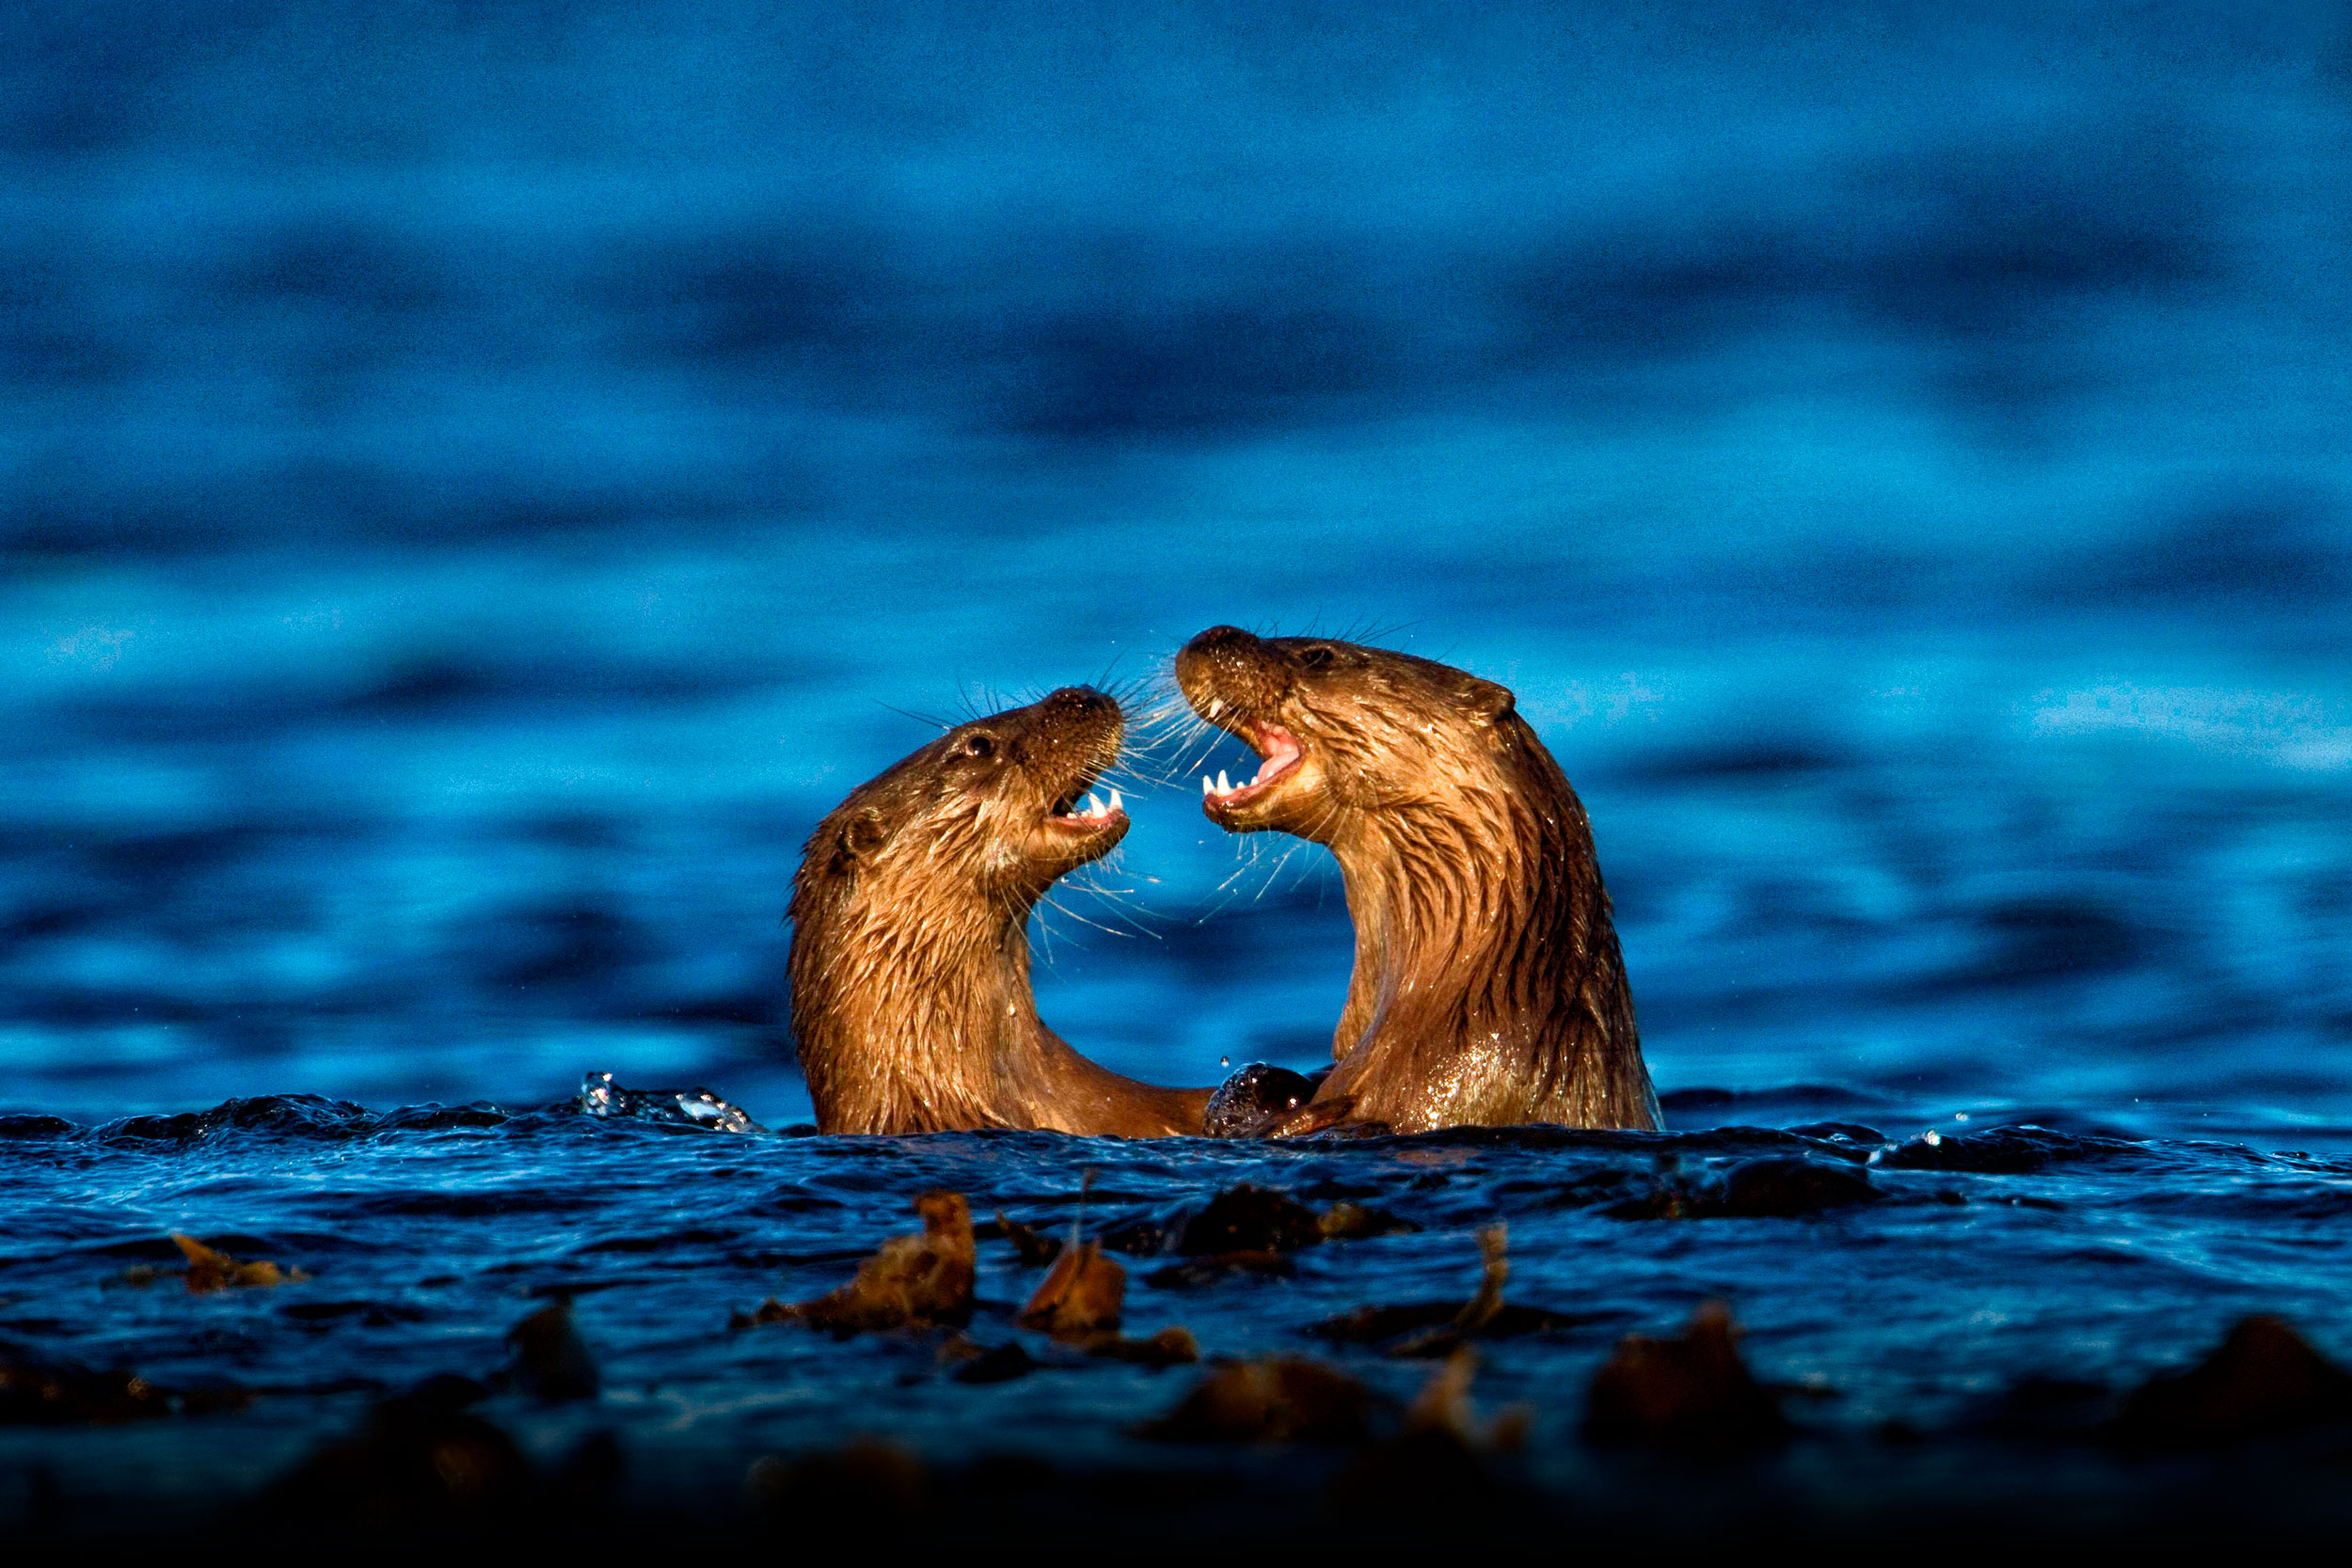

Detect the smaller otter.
[
  {"left": 1175, "top": 627, "right": 1660, "bottom": 1134},
  {"left": 788, "top": 687, "right": 1214, "bottom": 1136}
]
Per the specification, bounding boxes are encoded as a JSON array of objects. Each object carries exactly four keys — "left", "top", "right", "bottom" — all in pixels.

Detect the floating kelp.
[
  {"left": 1584, "top": 1301, "right": 1788, "bottom": 1453},
  {"left": 0, "top": 1340, "right": 249, "bottom": 1424},
  {"left": 1311, "top": 1225, "right": 1581, "bottom": 1359},
  {"left": 1138, "top": 1356, "right": 1374, "bottom": 1445},
  {"left": 1316, "top": 1200, "right": 1417, "bottom": 1240},
  {"left": 1017, "top": 1224, "right": 1200, "bottom": 1365},
  {"left": 501, "top": 1298, "right": 599, "bottom": 1401},
  {"left": 2112, "top": 1315, "right": 2352, "bottom": 1448},
  {"left": 1323, "top": 1349, "right": 1533, "bottom": 1517},
  {"left": 735, "top": 1191, "right": 976, "bottom": 1333},
  {"left": 256, "top": 1372, "right": 620, "bottom": 1529},
  {"left": 982, "top": 1212, "right": 1062, "bottom": 1265},
  {"left": 942, "top": 1337, "right": 1041, "bottom": 1385},
  {"left": 1018, "top": 1238, "right": 1125, "bottom": 1339},
  {"left": 118, "top": 1232, "right": 310, "bottom": 1292},
  {"left": 746, "top": 1438, "right": 928, "bottom": 1528}
]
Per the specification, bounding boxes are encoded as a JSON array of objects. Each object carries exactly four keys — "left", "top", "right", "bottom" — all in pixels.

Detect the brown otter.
[
  {"left": 788, "top": 687, "right": 1215, "bottom": 1136},
  {"left": 1173, "top": 626, "right": 1660, "bottom": 1133}
]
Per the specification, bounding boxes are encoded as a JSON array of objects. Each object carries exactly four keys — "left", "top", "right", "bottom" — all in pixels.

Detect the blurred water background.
[{"left": 5, "top": 0, "right": 2350, "bottom": 1142}]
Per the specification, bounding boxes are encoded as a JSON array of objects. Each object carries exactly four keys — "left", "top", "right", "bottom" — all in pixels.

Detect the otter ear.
[
  {"left": 1466, "top": 676, "right": 1517, "bottom": 728},
  {"left": 839, "top": 809, "right": 889, "bottom": 863}
]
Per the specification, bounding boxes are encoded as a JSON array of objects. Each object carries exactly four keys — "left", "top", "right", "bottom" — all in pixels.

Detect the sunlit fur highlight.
[
  {"left": 788, "top": 688, "right": 1213, "bottom": 1136},
  {"left": 1173, "top": 628, "right": 1660, "bottom": 1133}
]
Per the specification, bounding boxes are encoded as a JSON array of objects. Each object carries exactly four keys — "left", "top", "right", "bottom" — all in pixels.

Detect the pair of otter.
[{"left": 788, "top": 627, "right": 1661, "bottom": 1138}]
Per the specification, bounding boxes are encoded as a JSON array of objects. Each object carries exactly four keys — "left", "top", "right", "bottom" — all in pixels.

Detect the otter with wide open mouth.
[
  {"left": 1176, "top": 626, "right": 1660, "bottom": 1134},
  {"left": 788, "top": 686, "right": 1215, "bottom": 1136}
]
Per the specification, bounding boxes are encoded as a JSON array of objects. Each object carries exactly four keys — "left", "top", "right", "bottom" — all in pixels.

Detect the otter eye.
[
  {"left": 960, "top": 734, "right": 997, "bottom": 759},
  {"left": 1298, "top": 645, "right": 1335, "bottom": 670}
]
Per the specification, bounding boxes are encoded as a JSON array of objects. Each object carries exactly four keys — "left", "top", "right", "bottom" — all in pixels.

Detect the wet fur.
[
  {"left": 788, "top": 688, "right": 1213, "bottom": 1136},
  {"left": 1174, "top": 628, "right": 1660, "bottom": 1133}
]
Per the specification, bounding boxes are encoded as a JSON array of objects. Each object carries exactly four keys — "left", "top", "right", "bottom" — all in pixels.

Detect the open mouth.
[
  {"left": 1047, "top": 776, "right": 1125, "bottom": 833},
  {"left": 1202, "top": 722, "right": 1302, "bottom": 809}
]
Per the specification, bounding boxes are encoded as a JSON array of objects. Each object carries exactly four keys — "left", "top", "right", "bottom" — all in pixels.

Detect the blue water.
[{"left": 4, "top": 0, "right": 2351, "bottom": 1536}]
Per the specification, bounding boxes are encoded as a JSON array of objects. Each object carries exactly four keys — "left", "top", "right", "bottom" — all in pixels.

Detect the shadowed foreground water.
[{"left": 5, "top": 1087, "right": 2352, "bottom": 1542}]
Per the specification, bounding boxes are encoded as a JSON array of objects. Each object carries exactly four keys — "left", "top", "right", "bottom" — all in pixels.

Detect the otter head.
[
  {"left": 799, "top": 686, "right": 1130, "bottom": 927},
  {"left": 1174, "top": 626, "right": 1521, "bottom": 847}
]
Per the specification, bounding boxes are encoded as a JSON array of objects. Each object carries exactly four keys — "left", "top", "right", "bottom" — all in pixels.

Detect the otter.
[
  {"left": 1174, "top": 627, "right": 1660, "bottom": 1133},
  {"left": 788, "top": 687, "right": 1215, "bottom": 1136}
]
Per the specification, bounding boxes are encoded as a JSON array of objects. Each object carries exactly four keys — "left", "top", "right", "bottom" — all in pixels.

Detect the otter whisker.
[
  {"left": 1038, "top": 891, "right": 1139, "bottom": 941},
  {"left": 878, "top": 701, "right": 955, "bottom": 732}
]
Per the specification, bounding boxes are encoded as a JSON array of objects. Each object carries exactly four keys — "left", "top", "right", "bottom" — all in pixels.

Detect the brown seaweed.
[
  {"left": 2112, "top": 1314, "right": 2352, "bottom": 1448},
  {"left": 1583, "top": 1300, "right": 1788, "bottom": 1453},
  {"left": 502, "top": 1298, "right": 600, "bottom": 1401},
  {"left": 1018, "top": 1238, "right": 1124, "bottom": 1339},
  {"left": 735, "top": 1191, "right": 976, "bottom": 1333},
  {"left": 119, "top": 1232, "right": 310, "bottom": 1292},
  {"left": 0, "top": 1341, "right": 250, "bottom": 1425},
  {"left": 1136, "top": 1357, "right": 1373, "bottom": 1444}
]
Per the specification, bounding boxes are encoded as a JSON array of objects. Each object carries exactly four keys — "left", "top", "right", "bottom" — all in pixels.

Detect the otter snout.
[
  {"left": 1041, "top": 685, "right": 1118, "bottom": 719},
  {"left": 1176, "top": 626, "right": 1284, "bottom": 721}
]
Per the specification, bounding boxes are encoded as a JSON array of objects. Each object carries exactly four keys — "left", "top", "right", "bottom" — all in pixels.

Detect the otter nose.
[
  {"left": 1183, "top": 626, "right": 1257, "bottom": 658},
  {"left": 1041, "top": 686, "right": 1115, "bottom": 717}
]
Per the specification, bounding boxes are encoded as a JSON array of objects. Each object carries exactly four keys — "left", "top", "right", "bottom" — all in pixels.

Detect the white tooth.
[
  {"left": 1088, "top": 792, "right": 1103, "bottom": 816},
  {"left": 1108, "top": 789, "right": 1122, "bottom": 812},
  {"left": 1217, "top": 769, "right": 1231, "bottom": 794},
  {"left": 1202, "top": 775, "right": 1213, "bottom": 796}
]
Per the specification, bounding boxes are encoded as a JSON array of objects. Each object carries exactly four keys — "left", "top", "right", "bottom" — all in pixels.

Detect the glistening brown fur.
[
  {"left": 788, "top": 687, "right": 1214, "bottom": 1136},
  {"left": 1174, "top": 627, "right": 1660, "bottom": 1133}
]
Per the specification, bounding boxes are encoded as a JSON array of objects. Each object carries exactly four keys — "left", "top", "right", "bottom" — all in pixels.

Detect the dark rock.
[
  {"left": 1202, "top": 1063, "right": 1319, "bottom": 1137},
  {"left": 1606, "top": 1157, "right": 1879, "bottom": 1219},
  {"left": 1308, "top": 1301, "right": 1598, "bottom": 1352},
  {"left": 1718, "top": 1158, "right": 1882, "bottom": 1215},
  {"left": 1146, "top": 1250, "right": 1296, "bottom": 1289},
  {"left": 949, "top": 1341, "right": 1041, "bottom": 1385},
  {"left": 1178, "top": 1184, "right": 1325, "bottom": 1255}
]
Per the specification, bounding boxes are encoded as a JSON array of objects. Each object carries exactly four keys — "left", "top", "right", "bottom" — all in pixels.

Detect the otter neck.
[
  {"left": 1321, "top": 740, "right": 1651, "bottom": 1128},
  {"left": 1328, "top": 793, "right": 1556, "bottom": 1056},
  {"left": 794, "top": 887, "right": 1064, "bottom": 1134}
]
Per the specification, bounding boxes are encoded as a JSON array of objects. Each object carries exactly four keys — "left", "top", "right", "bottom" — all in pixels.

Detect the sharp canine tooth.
[
  {"left": 1202, "top": 775, "right": 1213, "bottom": 796},
  {"left": 1108, "top": 789, "right": 1122, "bottom": 812},
  {"left": 1217, "top": 769, "right": 1231, "bottom": 794}
]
